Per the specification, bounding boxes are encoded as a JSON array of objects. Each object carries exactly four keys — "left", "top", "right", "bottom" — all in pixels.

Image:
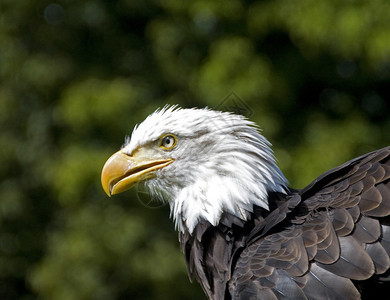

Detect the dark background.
[{"left": 1, "top": 1, "right": 390, "bottom": 299}]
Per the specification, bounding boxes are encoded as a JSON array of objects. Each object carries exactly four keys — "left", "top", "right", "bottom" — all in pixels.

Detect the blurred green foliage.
[{"left": 1, "top": 0, "right": 390, "bottom": 299}]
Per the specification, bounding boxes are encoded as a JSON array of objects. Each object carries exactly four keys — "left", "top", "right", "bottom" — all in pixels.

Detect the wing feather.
[
  {"left": 331, "top": 208, "right": 354, "bottom": 236},
  {"left": 352, "top": 215, "right": 381, "bottom": 243},
  {"left": 359, "top": 186, "right": 382, "bottom": 212},
  {"left": 316, "top": 236, "right": 374, "bottom": 280},
  {"left": 303, "top": 263, "right": 360, "bottom": 300},
  {"left": 365, "top": 241, "right": 390, "bottom": 274},
  {"left": 272, "top": 270, "right": 308, "bottom": 300},
  {"left": 364, "top": 183, "right": 390, "bottom": 217}
]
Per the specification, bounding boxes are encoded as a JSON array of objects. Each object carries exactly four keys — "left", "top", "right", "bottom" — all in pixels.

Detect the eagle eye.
[{"left": 159, "top": 134, "right": 177, "bottom": 150}]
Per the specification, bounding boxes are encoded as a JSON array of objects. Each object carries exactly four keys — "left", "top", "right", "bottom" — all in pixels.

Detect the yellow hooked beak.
[{"left": 101, "top": 150, "right": 174, "bottom": 196}]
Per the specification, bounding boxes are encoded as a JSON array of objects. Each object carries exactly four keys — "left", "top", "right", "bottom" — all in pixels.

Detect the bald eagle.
[{"left": 101, "top": 106, "right": 390, "bottom": 299}]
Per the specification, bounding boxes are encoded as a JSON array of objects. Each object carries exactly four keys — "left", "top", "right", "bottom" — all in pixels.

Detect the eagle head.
[{"left": 101, "top": 106, "right": 287, "bottom": 232}]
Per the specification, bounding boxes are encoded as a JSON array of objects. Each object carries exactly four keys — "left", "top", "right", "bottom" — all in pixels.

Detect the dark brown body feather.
[{"left": 180, "top": 146, "right": 390, "bottom": 299}]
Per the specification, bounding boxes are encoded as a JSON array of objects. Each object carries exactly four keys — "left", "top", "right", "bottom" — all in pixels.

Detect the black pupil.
[{"left": 164, "top": 136, "right": 173, "bottom": 147}]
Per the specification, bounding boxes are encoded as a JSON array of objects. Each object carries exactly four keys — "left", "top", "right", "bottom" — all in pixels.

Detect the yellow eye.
[{"left": 159, "top": 134, "right": 177, "bottom": 150}]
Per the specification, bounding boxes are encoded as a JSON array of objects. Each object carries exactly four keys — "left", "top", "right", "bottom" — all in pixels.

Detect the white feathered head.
[{"left": 102, "top": 106, "right": 287, "bottom": 232}]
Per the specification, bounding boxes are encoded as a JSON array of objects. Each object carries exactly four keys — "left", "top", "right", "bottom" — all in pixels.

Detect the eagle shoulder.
[{"left": 229, "top": 146, "right": 390, "bottom": 299}]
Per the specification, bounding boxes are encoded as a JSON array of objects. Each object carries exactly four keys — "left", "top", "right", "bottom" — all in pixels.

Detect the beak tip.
[
  {"left": 102, "top": 186, "right": 112, "bottom": 197},
  {"left": 101, "top": 174, "right": 112, "bottom": 197}
]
